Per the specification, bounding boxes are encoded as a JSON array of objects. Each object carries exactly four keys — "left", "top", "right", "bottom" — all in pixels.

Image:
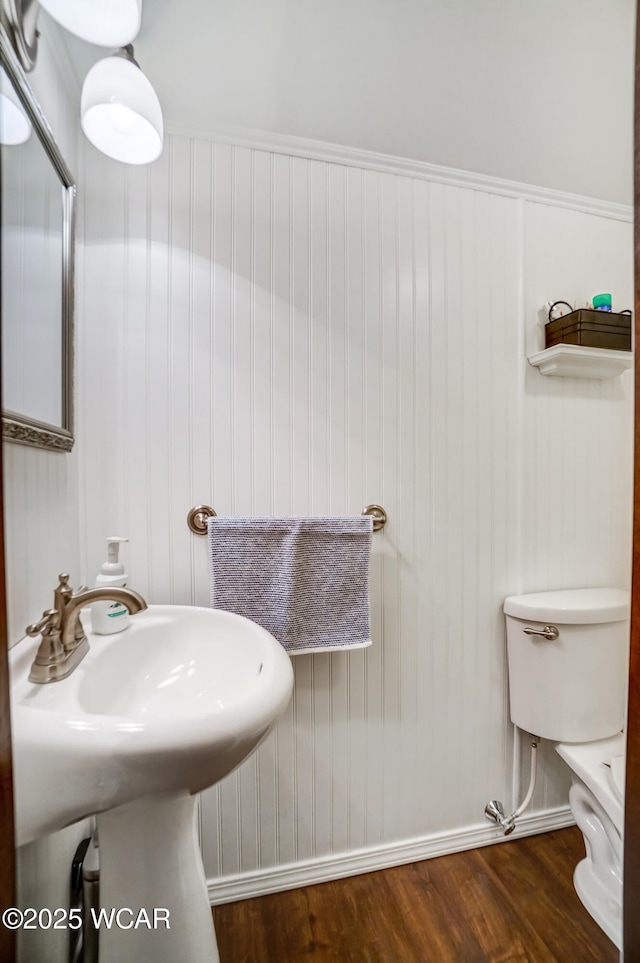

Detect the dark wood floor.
[{"left": 212, "top": 828, "right": 618, "bottom": 962}]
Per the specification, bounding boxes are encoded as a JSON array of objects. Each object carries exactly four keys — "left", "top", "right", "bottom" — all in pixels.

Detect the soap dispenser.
[{"left": 91, "top": 537, "right": 130, "bottom": 635}]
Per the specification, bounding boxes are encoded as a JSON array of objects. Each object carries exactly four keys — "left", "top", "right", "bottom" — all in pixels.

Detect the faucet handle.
[
  {"left": 26, "top": 609, "right": 61, "bottom": 638},
  {"left": 54, "top": 573, "right": 73, "bottom": 612},
  {"left": 27, "top": 608, "right": 66, "bottom": 682}
]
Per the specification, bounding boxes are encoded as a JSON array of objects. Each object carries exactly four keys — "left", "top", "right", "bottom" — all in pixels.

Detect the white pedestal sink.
[{"left": 10, "top": 605, "right": 294, "bottom": 963}]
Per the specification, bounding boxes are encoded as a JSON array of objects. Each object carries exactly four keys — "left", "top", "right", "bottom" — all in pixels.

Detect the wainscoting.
[{"left": 78, "top": 130, "right": 633, "bottom": 896}]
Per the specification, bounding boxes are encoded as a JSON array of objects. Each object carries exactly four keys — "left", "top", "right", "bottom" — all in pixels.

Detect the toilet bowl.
[
  {"left": 504, "top": 588, "right": 629, "bottom": 949},
  {"left": 556, "top": 733, "right": 624, "bottom": 948}
]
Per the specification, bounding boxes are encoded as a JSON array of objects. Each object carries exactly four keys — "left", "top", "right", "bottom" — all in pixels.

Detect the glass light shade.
[
  {"left": 81, "top": 56, "right": 163, "bottom": 165},
  {"left": 0, "top": 68, "right": 31, "bottom": 145},
  {"left": 37, "top": 0, "right": 142, "bottom": 46}
]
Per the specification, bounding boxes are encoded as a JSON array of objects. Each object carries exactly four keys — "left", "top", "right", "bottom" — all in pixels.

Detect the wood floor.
[{"left": 212, "top": 828, "right": 618, "bottom": 962}]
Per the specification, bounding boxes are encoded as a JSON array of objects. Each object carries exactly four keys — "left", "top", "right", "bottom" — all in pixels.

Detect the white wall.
[
  {"left": 523, "top": 204, "right": 634, "bottom": 592},
  {"left": 125, "top": 0, "right": 634, "bottom": 204},
  {"left": 79, "top": 132, "right": 633, "bottom": 897}
]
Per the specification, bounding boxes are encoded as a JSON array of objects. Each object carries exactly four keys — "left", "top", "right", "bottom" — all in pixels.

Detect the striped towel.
[{"left": 207, "top": 516, "right": 373, "bottom": 655}]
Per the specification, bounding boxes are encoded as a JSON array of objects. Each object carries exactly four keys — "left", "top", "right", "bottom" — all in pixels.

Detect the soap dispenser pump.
[{"left": 91, "top": 536, "right": 130, "bottom": 635}]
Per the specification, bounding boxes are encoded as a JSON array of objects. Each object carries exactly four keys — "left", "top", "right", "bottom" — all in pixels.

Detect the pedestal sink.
[{"left": 10, "top": 605, "right": 294, "bottom": 963}]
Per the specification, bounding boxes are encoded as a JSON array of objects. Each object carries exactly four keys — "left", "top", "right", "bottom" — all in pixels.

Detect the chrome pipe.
[{"left": 485, "top": 734, "right": 540, "bottom": 835}]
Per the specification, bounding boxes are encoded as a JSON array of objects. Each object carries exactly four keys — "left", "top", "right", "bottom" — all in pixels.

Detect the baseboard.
[{"left": 207, "top": 805, "right": 574, "bottom": 906}]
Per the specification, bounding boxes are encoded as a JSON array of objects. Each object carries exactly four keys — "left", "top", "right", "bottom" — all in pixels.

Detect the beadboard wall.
[{"left": 78, "top": 133, "right": 633, "bottom": 896}]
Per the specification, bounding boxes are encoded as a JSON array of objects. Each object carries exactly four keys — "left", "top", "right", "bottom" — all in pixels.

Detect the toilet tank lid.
[{"left": 504, "top": 588, "right": 629, "bottom": 623}]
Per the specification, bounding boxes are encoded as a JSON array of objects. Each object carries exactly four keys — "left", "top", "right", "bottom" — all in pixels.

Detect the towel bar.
[{"left": 187, "top": 504, "right": 387, "bottom": 535}]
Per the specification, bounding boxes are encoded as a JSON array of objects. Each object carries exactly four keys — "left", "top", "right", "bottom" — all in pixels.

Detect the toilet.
[{"left": 503, "top": 588, "right": 629, "bottom": 949}]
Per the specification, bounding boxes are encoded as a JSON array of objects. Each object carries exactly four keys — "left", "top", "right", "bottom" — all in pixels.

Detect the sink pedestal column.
[{"left": 96, "top": 791, "right": 219, "bottom": 963}]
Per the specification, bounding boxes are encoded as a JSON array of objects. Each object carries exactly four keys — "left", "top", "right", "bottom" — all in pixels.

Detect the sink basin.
[
  {"left": 11, "top": 604, "right": 294, "bottom": 843},
  {"left": 10, "top": 604, "right": 294, "bottom": 962}
]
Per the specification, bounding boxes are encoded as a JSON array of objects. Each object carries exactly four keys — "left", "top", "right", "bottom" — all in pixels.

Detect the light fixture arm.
[
  {"left": 1, "top": 0, "right": 41, "bottom": 71},
  {"left": 115, "top": 43, "right": 139, "bottom": 68}
]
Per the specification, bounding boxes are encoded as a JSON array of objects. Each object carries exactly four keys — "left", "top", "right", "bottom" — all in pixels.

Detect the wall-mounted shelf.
[{"left": 528, "top": 344, "right": 633, "bottom": 380}]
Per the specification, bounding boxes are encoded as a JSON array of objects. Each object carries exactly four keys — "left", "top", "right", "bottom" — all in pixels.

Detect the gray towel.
[{"left": 208, "top": 516, "right": 373, "bottom": 655}]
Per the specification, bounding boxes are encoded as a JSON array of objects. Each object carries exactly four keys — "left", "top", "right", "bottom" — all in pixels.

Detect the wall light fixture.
[
  {"left": 81, "top": 46, "right": 163, "bottom": 165},
  {"left": 36, "top": 0, "right": 141, "bottom": 47},
  {"left": 2, "top": 0, "right": 163, "bottom": 164}
]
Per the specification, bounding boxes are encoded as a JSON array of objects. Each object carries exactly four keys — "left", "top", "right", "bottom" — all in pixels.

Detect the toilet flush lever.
[{"left": 523, "top": 625, "right": 559, "bottom": 641}]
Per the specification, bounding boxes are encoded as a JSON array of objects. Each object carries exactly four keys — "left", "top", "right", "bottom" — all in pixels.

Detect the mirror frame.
[{"left": 0, "top": 24, "right": 76, "bottom": 453}]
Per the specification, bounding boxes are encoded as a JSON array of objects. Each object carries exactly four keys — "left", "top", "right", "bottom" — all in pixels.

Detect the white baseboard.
[{"left": 207, "top": 805, "right": 574, "bottom": 906}]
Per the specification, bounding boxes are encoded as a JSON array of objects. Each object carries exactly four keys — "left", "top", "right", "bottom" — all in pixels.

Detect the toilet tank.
[{"left": 504, "top": 588, "right": 629, "bottom": 742}]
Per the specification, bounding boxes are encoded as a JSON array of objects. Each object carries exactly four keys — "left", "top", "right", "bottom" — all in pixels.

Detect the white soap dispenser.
[{"left": 91, "top": 536, "right": 130, "bottom": 635}]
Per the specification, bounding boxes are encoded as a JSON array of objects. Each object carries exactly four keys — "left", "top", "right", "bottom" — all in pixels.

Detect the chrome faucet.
[{"left": 26, "top": 574, "right": 148, "bottom": 684}]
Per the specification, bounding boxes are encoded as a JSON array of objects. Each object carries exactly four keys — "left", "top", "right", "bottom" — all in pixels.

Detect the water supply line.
[{"left": 484, "top": 733, "right": 539, "bottom": 835}]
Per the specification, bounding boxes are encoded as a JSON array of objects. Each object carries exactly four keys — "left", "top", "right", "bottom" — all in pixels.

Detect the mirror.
[{"left": 0, "top": 25, "right": 75, "bottom": 452}]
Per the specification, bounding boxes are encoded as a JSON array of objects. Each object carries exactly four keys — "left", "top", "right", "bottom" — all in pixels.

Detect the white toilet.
[{"left": 503, "top": 587, "right": 629, "bottom": 949}]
